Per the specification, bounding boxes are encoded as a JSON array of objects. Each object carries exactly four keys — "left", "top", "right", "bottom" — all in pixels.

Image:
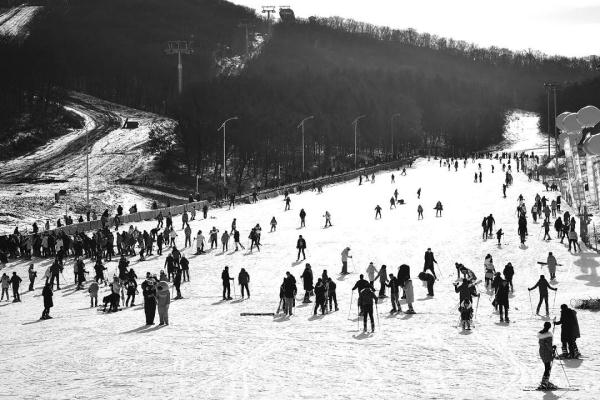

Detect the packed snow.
[
  {"left": 0, "top": 92, "right": 178, "bottom": 235},
  {"left": 0, "top": 150, "right": 598, "bottom": 398},
  {"left": 0, "top": 5, "right": 40, "bottom": 38}
]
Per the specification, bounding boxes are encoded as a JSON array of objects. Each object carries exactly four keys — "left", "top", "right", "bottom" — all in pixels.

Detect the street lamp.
[
  {"left": 297, "top": 115, "right": 314, "bottom": 174},
  {"left": 217, "top": 116, "right": 239, "bottom": 187},
  {"left": 352, "top": 115, "right": 366, "bottom": 169},
  {"left": 391, "top": 113, "right": 401, "bottom": 158}
]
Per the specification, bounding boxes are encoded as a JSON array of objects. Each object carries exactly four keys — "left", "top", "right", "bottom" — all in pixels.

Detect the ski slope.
[
  {"left": 0, "top": 92, "right": 178, "bottom": 234},
  {"left": 0, "top": 155, "right": 598, "bottom": 399}
]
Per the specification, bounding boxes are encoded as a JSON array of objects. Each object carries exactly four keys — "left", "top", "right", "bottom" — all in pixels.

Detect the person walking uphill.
[
  {"left": 554, "top": 304, "right": 581, "bottom": 359},
  {"left": 528, "top": 275, "right": 557, "bottom": 317},
  {"left": 155, "top": 281, "right": 170, "bottom": 326},
  {"left": 238, "top": 268, "right": 250, "bottom": 299},
  {"left": 299, "top": 208, "right": 306, "bottom": 228},
  {"left": 423, "top": 248, "right": 438, "bottom": 279},
  {"left": 41, "top": 283, "right": 53, "bottom": 320},
  {"left": 296, "top": 235, "right": 307, "bottom": 261},
  {"left": 9, "top": 272, "right": 22, "bottom": 302},
  {"left": 222, "top": 266, "right": 234, "bottom": 300},
  {"left": 313, "top": 278, "right": 327, "bottom": 315},
  {"left": 495, "top": 278, "right": 510, "bottom": 322},
  {"left": 301, "top": 264, "right": 314, "bottom": 303},
  {"left": 340, "top": 247, "right": 352, "bottom": 275},
  {"left": 28, "top": 264, "right": 37, "bottom": 291},
  {"left": 537, "top": 322, "right": 557, "bottom": 390},
  {"left": 142, "top": 273, "right": 157, "bottom": 325},
  {"left": 359, "top": 287, "right": 378, "bottom": 333}
]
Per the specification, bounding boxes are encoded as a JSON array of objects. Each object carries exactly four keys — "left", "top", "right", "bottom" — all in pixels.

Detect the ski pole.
[
  {"left": 474, "top": 295, "right": 480, "bottom": 320},
  {"left": 348, "top": 290, "right": 354, "bottom": 319},
  {"left": 351, "top": 258, "right": 356, "bottom": 273},
  {"left": 528, "top": 290, "right": 533, "bottom": 315},
  {"left": 552, "top": 289, "right": 557, "bottom": 310},
  {"left": 375, "top": 300, "right": 380, "bottom": 331},
  {"left": 233, "top": 279, "right": 237, "bottom": 299}
]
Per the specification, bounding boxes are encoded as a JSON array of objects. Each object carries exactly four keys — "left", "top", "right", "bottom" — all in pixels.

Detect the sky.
[{"left": 229, "top": 0, "right": 600, "bottom": 57}]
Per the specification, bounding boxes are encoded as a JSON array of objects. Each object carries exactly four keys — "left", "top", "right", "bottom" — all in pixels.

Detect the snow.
[
  {"left": 1, "top": 127, "right": 599, "bottom": 398},
  {"left": 0, "top": 5, "right": 41, "bottom": 38},
  {"left": 0, "top": 92, "right": 178, "bottom": 235}
]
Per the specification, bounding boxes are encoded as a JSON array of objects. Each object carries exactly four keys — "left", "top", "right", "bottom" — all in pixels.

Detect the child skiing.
[{"left": 459, "top": 299, "right": 474, "bottom": 330}]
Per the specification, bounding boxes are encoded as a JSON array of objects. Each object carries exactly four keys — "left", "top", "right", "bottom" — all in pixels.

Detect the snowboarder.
[
  {"left": 296, "top": 235, "right": 306, "bottom": 261},
  {"left": 423, "top": 248, "right": 438, "bottom": 279},
  {"left": 553, "top": 304, "right": 581, "bottom": 359},
  {"left": 340, "top": 247, "right": 352, "bottom": 275},
  {"left": 528, "top": 275, "right": 557, "bottom": 316},
  {"left": 374, "top": 205, "right": 382, "bottom": 219},
  {"left": 537, "top": 322, "right": 557, "bottom": 390},
  {"left": 222, "top": 266, "right": 234, "bottom": 300},
  {"left": 238, "top": 268, "right": 250, "bottom": 299}
]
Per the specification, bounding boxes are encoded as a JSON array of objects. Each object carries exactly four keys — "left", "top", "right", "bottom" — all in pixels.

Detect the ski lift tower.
[
  {"left": 262, "top": 5, "right": 276, "bottom": 33},
  {"left": 165, "top": 40, "right": 194, "bottom": 95}
]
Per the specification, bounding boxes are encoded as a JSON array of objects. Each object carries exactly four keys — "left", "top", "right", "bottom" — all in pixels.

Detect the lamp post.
[
  {"left": 297, "top": 115, "right": 314, "bottom": 174},
  {"left": 391, "top": 113, "right": 401, "bottom": 158},
  {"left": 352, "top": 115, "right": 366, "bottom": 170},
  {"left": 217, "top": 117, "right": 239, "bottom": 187}
]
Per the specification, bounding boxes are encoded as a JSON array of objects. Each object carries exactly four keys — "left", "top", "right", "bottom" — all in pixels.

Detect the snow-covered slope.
[
  {"left": 0, "top": 5, "right": 40, "bottom": 38},
  {"left": 0, "top": 155, "right": 597, "bottom": 399},
  {"left": 0, "top": 92, "right": 178, "bottom": 234}
]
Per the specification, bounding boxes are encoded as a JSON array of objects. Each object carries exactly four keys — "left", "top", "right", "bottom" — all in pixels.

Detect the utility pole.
[
  {"left": 238, "top": 21, "right": 255, "bottom": 60},
  {"left": 297, "top": 115, "right": 314, "bottom": 174},
  {"left": 391, "top": 113, "right": 401, "bottom": 158},
  {"left": 217, "top": 117, "right": 239, "bottom": 187},
  {"left": 165, "top": 41, "right": 194, "bottom": 95},
  {"left": 352, "top": 115, "right": 366, "bottom": 170}
]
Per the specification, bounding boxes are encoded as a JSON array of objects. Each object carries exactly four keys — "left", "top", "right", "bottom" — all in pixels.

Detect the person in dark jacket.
[
  {"left": 327, "top": 278, "right": 338, "bottom": 311},
  {"left": 173, "top": 268, "right": 183, "bottom": 299},
  {"left": 419, "top": 271, "right": 435, "bottom": 297},
  {"left": 125, "top": 278, "right": 138, "bottom": 306},
  {"left": 352, "top": 274, "right": 371, "bottom": 314},
  {"left": 359, "top": 287, "right": 378, "bottom": 332},
  {"left": 554, "top": 304, "right": 581, "bottom": 359},
  {"left": 9, "top": 272, "right": 22, "bottom": 302},
  {"left": 222, "top": 266, "right": 234, "bottom": 300},
  {"left": 495, "top": 278, "right": 510, "bottom": 322},
  {"left": 238, "top": 268, "right": 250, "bottom": 299},
  {"left": 296, "top": 235, "right": 306, "bottom": 261},
  {"left": 454, "top": 278, "right": 479, "bottom": 304},
  {"left": 141, "top": 273, "right": 157, "bottom": 325},
  {"left": 386, "top": 274, "right": 401, "bottom": 313},
  {"left": 180, "top": 255, "right": 190, "bottom": 282},
  {"left": 503, "top": 262, "right": 514, "bottom": 293},
  {"left": 528, "top": 275, "right": 557, "bottom": 316},
  {"left": 282, "top": 272, "right": 297, "bottom": 316},
  {"left": 28, "top": 264, "right": 37, "bottom": 291},
  {"left": 423, "top": 248, "right": 438, "bottom": 279},
  {"left": 300, "top": 264, "right": 314, "bottom": 303},
  {"left": 313, "top": 278, "right": 327, "bottom": 315},
  {"left": 299, "top": 209, "right": 306, "bottom": 228},
  {"left": 41, "top": 283, "right": 53, "bottom": 319},
  {"left": 537, "top": 322, "right": 556, "bottom": 390}
]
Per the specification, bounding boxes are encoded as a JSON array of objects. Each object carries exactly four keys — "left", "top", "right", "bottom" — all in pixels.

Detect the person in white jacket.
[
  {"left": 340, "top": 247, "right": 352, "bottom": 275},
  {"left": 155, "top": 281, "right": 171, "bottom": 326},
  {"left": 195, "top": 230, "right": 205, "bottom": 254},
  {"left": 366, "top": 262, "right": 378, "bottom": 283}
]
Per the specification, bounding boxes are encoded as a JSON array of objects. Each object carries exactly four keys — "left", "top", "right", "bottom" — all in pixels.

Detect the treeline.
[{"left": 174, "top": 69, "right": 508, "bottom": 188}]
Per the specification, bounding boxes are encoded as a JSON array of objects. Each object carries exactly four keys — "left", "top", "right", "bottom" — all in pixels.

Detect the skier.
[
  {"left": 386, "top": 273, "right": 401, "bottom": 313},
  {"left": 300, "top": 264, "right": 313, "bottom": 303},
  {"left": 334, "top": 245, "right": 350, "bottom": 275},
  {"left": 455, "top": 278, "right": 479, "bottom": 305},
  {"left": 313, "top": 278, "right": 327, "bottom": 315},
  {"left": 88, "top": 281, "right": 99, "bottom": 307},
  {"left": 238, "top": 268, "right": 250, "bottom": 299},
  {"left": 537, "top": 322, "right": 557, "bottom": 390},
  {"left": 299, "top": 208, "right": 306, "bottom": 228},
  {"left": 503, "top": 262, "right": 515, "bottom": 293},
  {"left": 155, "top": 281, "right": 170, "bottom": 326},
  {"left": 417, "top": 188, "right": 421, "bottom": 199},
  {"left": 28, "top": 264, "right": 36, "bottom": 291},
  {"left": 389, "top": 197, "right": 396, "bottom": 209},
  {"left": 221, "top": 230, "right": 230, "bottom": 252},
  {"left": 366, "top": 262, "right": 378, "bottom": 283},
  {"left": 375, "top": 265, "right": 388, "bottom": 298},
  {"left": 9, "top": 272, "right": 22, "bottom": 302},
  {"left": 496, "top": 229, "right": 504, "bottom": 246},
  {"left": 324, "top": 211, "right": 332, "bottom": 228},
  {"left": 284, "top": 196, "right": 291, "bottom": 211},
  {"left": 374, "top": 205, "right": 382, "bottom": 219},
  {"left": 221, "top": 266, "right": 234, "bottom": 300},
  {"left": 270, "top": 217, "right": 277, "bottom": 232},
  {"left": 296, "top": 235, "right": 307, "bottom": 261},
  {"left": 359, "top": 287, "right": 378, "bottom": 332},
  {"left": 327, "top": 277, "right": 338, "bottom": 311},
  {"left": 528, "top": 275, "right": 557, "bottom": 316},
  {"left": 495, "top": 277, "right": 510, "bottom": 322},
  {"left": 417, "top": 204, "right": 423, "bottom": 220},
  {"left": 233, "top": 229, "right": 245, "bottom": 251},
  {"left": 351, "top": 274, "right": 371, "bottom": 314},
  {"left": 423, "top": 248, "right": 438, "bottom": 279},
  {"left": 553, "top": 304, "right": 581, "bottom": 359},
  {"left": 567, "top": 230, "right": 581, "bottom": 252},
  {"left": 282, "top": 272, "right": 297, "bottom": 316},
  {"left": 41, "top": 283, "right": 53, "bottom": 320},
  {"left": 434, "top": 201, "right": 443, "bottom": 217},
  {"left": 484, "top": 254, "right": 495, "bottom": 290},
  {"left": 142, "top": 273, "right": 157, "bottom": 325},
  {"left": 172, "top": 268, "right": 182, "bottom": 300},
  {"left": 195, "top": 230, "right": 205, "bottom": 254},
  {"left": 458, "top": 299, "right": 474, "bottom": 330},
  {"left": 419, "top": 270, "right": 436, "bottom": 297}
]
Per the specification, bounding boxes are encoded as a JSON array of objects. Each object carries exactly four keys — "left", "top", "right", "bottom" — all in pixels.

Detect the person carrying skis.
[
  {"left": 528, "top": 275, "right": 557, "bottom": 316},
  {"left": 296, "top": 235, "right": 306, "bottom": 261},
  {"left": 301, "top": 264, "right": 314, "bottom": 303},
  {"left": 386, "top": 273, "right": 401, "bottom": 313},
  {"left": 221, "top": 266, "right": 234, "bottom": 300},
  {"left": 543, "top": 252, "right": 558, "bottom": 280},
  {"left": 374, "top": 205, "right": 382, "bottom": 219},
  {"left": 417, "top": 204, "right": 423, "bottom": 220},
  {"left": 537, "top": 322, "right": 557, "bottom": 390},
  {"left": 503, "top": 262, "right": 515, "bottom": 293},
  {"left": 554, "top": 304, "right": 581, "bottom": 359},
  {"left": 340, "top": 247, "right": 352, "bottom": 275},
  {"left": 41, "top": 283, "right": 53, "bottom": 320},
  {"left": 28, "top": 264, "right": 37, "bottom": 291},
  {"left": 423, "top": 248, "right": 438, "bottom": 279},
  {"left": 238, "top": 268, "right": 250, "bottom": 299},
  {"left": 359, "top": 286, "right": 378, "bottom": 333}
]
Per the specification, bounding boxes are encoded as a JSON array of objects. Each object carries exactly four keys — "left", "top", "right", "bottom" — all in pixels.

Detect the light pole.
[
  {"left": 86, "top": 127, "right": 89, "bottom": 209},
  {"left": 352, "top": 115, "right": 366, "bottom": 170},
  {"left": 544, "top": 82, "right": 559, "bottom": 159},
  {"left": 297, "top": 115, "right": 314, "bottom": 174},
  {"left": 217, "top": 117, "right": 239, "bottom": 187},
  {"left": 391, "top": 113, "right": 401, "bottom": 158}
]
